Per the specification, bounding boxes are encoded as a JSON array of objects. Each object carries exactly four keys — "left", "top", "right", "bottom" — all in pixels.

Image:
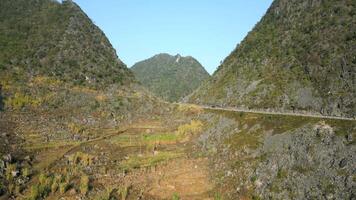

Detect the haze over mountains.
[
  {"left": 188, "top": 0, "right": 355, "bottom": 118},
  {"left": 131, "top": 53, "right": 210, "bottom": 102}
]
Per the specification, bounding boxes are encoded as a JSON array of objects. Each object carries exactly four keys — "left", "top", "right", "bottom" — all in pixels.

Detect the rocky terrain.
[
  {"left": 0, "top": 0, "right": 166, "bottom": 199},
  {"left": 195, "top": 109, "right": 355, "bottom": 199},
  {"left": 187, "top": 0, "right": 356, "bottom": 118},
  {"left": 0, "top": 0, "right": 355, "bottom": 199},
  {"left": 131, "top": 53, "right": 210, "bottom": 102}
]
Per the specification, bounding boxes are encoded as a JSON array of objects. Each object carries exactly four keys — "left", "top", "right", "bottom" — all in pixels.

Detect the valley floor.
[
  {"left": 9, "top": 113, "right": 216, "bottom": 200},
  {"left": 1, "top": 103, "right": 354, "bottom": 200}
]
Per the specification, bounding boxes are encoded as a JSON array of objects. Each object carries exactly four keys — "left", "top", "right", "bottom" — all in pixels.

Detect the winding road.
[{"left": 194, "top": 104, "right": 355, "bottom": 121}]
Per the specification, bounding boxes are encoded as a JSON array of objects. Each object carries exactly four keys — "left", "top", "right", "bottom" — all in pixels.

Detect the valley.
[{"left": 0, "top": 0, "right": 355, "bottom": 199}]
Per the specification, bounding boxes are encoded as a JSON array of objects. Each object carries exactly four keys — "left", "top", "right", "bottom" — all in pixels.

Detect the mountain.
[
  {"left": 187, "top": 0, "right": 355, "bottom": 117},
  {"left": 131, "top": 53, "right": 210, "bottom": 102},
  {"left": 0, "top": 0, "right": 134, "bottom": 87},
  {"left": 0, "top": 1, "right": 163, "bottom": 198}
]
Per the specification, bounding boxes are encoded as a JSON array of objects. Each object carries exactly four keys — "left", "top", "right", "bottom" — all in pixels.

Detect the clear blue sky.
[{"left": 73, "top": 0, "right": 273, "bottom": 74}]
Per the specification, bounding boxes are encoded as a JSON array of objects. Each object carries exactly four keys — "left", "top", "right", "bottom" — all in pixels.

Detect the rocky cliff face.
[
  {"left": 131, "top": 53, "right": 210, "bottom": 102},
  {"left": 187, "top": 0, "right": 355, "bottom": 117}
]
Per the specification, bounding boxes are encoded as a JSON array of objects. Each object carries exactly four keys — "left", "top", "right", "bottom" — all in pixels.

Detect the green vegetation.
[
  {"left": 0, "top": 0, "right": 134, "bottom": 89},
  {"left": 119, "top": 151, "right": 183, "bottom": 171},
  {"left": 119, "top": 186, "right": 129, "bottom": 200},
  {"left": 277, "top": 168, "right": 288, "bottom": 179},
  {"left": 214, "top": 193, "right": 223, "bottom": 200},
  {"left": 68, "top": 152, "right": 94, "bottom": 166},
  {"left": 29, "top": 173, "right": 53, "bottom": 200},
  {"left": 172, "top": 193, "right": 180, "bottom": 200},
  {"left": 4, "top": 92, "right": 40, "bottom": 109},
  {"left": 112, "top": 120, "right": 204, "bottom": 148},
  {"left": 131, "top": 53, "right": 210, "bottom": 102},
  {"left": 188, "top": 0, "right": 355, "bottom": 117},
  {"left": 176, "top": 120, "right": 204, "bottom": 137},
  {"left": 111, "top": 132, "right": 180, "bottom": 147},
  {"left": 80, "top": 175, "right": 90, "bottom": 195}
]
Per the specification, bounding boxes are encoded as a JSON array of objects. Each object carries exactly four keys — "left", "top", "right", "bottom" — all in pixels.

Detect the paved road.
[{"left": 196, "top": 105, "right": 356, "bottom": 121}]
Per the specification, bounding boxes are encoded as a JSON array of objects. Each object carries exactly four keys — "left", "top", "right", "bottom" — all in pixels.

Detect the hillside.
[
  {"left": 131, "top": 53, "right": 210, "bottom": 102},
  {"left": 187, "top": 0, "right": 355, "bottom": 117},
  {"left": 0, "top": 0, "right": 134, "bottom": 87},
  {"left": 0, "top": 0, "right": 164, "bottom": 198}
]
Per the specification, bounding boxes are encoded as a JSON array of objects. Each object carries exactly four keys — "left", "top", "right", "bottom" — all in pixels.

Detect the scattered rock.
[
  {"left": 153, "top": 150, "right": 159, "bottom": 156},
  {"left": 339, "top": 159, "right": 347, "bottom": 168},
  {"left": 2, "top": 154, "right": 12, "bottom": 163},
  {"left": 11, "top": 170, "right": 19, "bottom": 177},
  {"left": 68, "top": 188, "right": 76, "bottom": 195}
]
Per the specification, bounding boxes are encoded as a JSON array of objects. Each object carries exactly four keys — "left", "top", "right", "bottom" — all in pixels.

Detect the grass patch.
[
  {"left": 119, "top": 151, "right": 183, "bottom": 171},
  {"left": 277, "top": 168, "right": 288, "bottom": 179},
  {"left": 176, "top": 120, "right": 204, "bottom": 136},
  {"left": 111, "top": 132, "right": 180, "bottom": 147},
  {"left": 326, "top": 119, "right": 356, "bottom": 137},
  {"left": 24, "top": 140, "right": 79, "bottom": 150},
  {"left": 228, "top": 132, "right": 261, "bottom": 150},
  {"left": 142, "top": 133, "right": 180, "bottom": 143}
]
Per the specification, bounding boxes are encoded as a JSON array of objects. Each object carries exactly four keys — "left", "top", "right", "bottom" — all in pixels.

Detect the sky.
[{"left": 73, "top": 0, "right": 273, "bottom": 74}]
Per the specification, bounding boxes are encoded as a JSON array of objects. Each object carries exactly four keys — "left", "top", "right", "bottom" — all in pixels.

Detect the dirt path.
[{"left": 145, "top": 157, "right": 214, "bottom": 200}]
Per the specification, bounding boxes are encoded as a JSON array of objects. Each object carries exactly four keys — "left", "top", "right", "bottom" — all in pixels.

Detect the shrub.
[
  {"left": 22, "top": 167, "right": 31, "bottom": 178},
  {"left": 177, "top": 104, "right": 203, "bottom": 115},
  {"left": 29, "top": 185, "right": 40, "bottom": 200},
  {"left": 68, "top": 123, "right": 84, "bottom": 135},
  {"left": 119, "top": 186, "right": 129, "bottom": 200},
  {"left": 51, "top": 180, "right": 59, "bottom": 193},
  {"left": 68, "top": 152, "right": 94, "bottom": 166},
  {"left": 5, "top": 164, "right": 16, "bottom": 181},
  {"left": 59, "top": 182, "right": 68, "bottom": 194},
  {"left": 8, "top": 183, "right": 15, "bottom": 194},
  {"left": 214, "top": 193, "right": 223, "bottom": 200},
  {"left": 38, "top": 173, "right": 47, "bottom": 185},
  {"left": 176, "top": 120, "right": 204, "bottom": 136},
  {"left": 80, "top": 175, "right": 90, "bottom": 195},
  {"left": 172, "top": 193, "right": 180, "bottom": 200},
  {"left": 5, "top": 92, "right": 40, "bottom": 109}
]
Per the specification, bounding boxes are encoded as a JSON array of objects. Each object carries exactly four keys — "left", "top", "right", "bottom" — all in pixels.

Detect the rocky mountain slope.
[
  {"left": 187, "top": 0, "right": 355, "bottom": 117},
  {"left": 196, "top": 109, "right": 355, "bottom": 199},
  {"left": 0, "top": 0, "right": 134, "bottom": 87},
  {"left": 0, "top": 0, "right": 164, "bottom": 198},
  {"left": 131, "top": 53, "right": 210, "bottom": 102}
]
